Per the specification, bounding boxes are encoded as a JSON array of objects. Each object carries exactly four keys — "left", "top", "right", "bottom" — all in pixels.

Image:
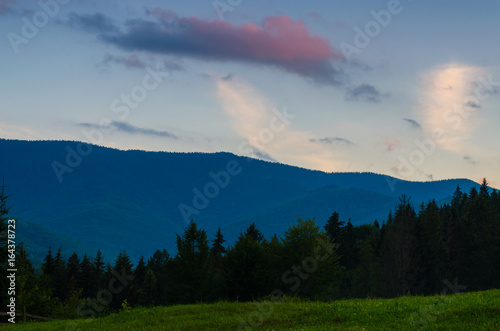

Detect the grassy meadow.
[{"left": 6, "top": 289, "right": 500, "bottom": 330}]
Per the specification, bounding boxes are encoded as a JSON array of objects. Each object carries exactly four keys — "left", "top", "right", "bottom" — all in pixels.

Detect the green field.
[{"left": 6, "top": 289, "right": 500, "bottom": 330}]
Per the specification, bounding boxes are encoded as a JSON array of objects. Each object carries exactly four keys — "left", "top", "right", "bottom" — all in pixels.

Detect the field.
[{"left": 6, "top": 289, "right": 500, "bottom": 330}]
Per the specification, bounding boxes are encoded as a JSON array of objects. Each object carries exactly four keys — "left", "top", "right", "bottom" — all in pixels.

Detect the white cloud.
[
  {"left": 216, "top": 77, "right": 349, "bottom": 172},
  {"left": 0, "top": 122, "right": 36, "bottom": 139},
  {"left": 419, "top": 63, "right": 487, "bottom": 152}
]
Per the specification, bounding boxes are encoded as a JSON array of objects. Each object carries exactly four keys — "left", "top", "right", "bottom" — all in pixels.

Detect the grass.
[{"left": 6, "top": 289, "right": 500, "bottom": 330}]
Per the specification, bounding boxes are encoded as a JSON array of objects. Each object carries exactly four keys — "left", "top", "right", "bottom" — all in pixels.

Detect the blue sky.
[{"left": 1, "top": 0, "right": 499, "bottom": 186}]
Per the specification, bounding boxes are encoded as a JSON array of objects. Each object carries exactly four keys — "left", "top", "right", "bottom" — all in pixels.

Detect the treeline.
[{"left": 1, "top": 179, "right": 500, "bottom": 320}]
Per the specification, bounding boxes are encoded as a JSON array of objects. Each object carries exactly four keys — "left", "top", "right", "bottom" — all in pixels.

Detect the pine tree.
[
  {"left": 168, "top": 221, "right": 211, "bottom": 303},
  {"left": 16, "top": 243, "right": 57, "bottom": 316},
  {"left": 93, "top": 249, "right": 105, "bottom": 291},
  {"left": 132, "top": 256, "right": 147, "bottom": 305},
  {"left": 209, "top": 227, "right": 227, "bottom": 301},
  {"left": 211, "top": 227, "right": 226, "bottom": 269},
  {"left": 225, "top": 231, "right": 268, "bottom": 301},
  {"left": 413, "top": 200, "right": 446, "bottom": 294},
  {"left": 324, "top": 211, "right": 345, "bottom": 244},
  {"left": 138, "top": 268, "right": 157, "bottom": 307},
  {"left": 42, "top": 247, "right": 55, "bottom": 277},
  {"left": 53, "top": 247, "right": 67, "bottom": 300},
  {"left": 240, "top": 222, "right": 264, "bottom": 242},
  {"left": 66, "top": 252, "right": 81, "bottom": 298},
  {"left": 351, "top": 227, "right": 383, "bottom": 298},
  {"left": 79, "top": 254, "right": 95, "bottom": 298},
  {"left": 146, "top": 249, "right": 170, "bottom": 305},
  {"left": 111, "top": 250, "right": 134, "bottom": 310},
  {"left": 380, "top": 195, "right": 416, "bottom": 296},
  {"left": 147, "top": 249, "right": 170, "bottom": 275}
]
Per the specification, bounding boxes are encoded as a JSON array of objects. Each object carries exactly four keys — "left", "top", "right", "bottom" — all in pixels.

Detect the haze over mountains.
[{"left": 0, "top": 139, "right": 483, "bottom": 264}]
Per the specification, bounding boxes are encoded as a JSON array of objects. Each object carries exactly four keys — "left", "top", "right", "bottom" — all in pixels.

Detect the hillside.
[
  {"left": 7, "top": 289, "right": 500, "bottom": 330},
  {"left": 0, "top": 138, "right": 482, "bottom": 263}
]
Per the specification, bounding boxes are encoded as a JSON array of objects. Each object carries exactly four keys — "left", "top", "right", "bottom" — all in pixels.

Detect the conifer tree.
[
  {"left": 53, "top": 247, "right": 67, "bottom": 300},
  {"left": 138, "top": 268, "right": 157, "bottom": 307},
  {"left": 79, "top": 254, "right": 95, "bottom": 298},
  {"left": 93, "top": 249, "right": 105, "bottom": 291},
  {"left": 66, "top": 252, "right": 81, "bottom": 298},
  {"left": 169, "top": 221, "right": 210, "bottom": 303}
]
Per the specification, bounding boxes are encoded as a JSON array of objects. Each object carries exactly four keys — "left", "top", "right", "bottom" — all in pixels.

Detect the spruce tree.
[
  {"left": 93, "top": 249, "right": 105, "bottom": 291},
  {"left": 169, "top": 221, "right": 210, "bottom": 303}
]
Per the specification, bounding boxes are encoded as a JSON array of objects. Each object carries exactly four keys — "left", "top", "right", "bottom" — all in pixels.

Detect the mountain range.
[{"left": 0, "top": 138, "right": 483, "bottom": 264}]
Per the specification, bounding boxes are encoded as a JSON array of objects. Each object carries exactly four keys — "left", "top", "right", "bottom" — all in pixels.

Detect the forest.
[{"left": 1, "top": 179, "right": 499, "bottom": 320}]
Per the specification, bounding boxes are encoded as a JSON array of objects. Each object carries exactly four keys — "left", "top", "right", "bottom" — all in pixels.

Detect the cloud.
[
  {"left": 345, "top": 84, "right": 382, "bottom": 102},
  {"left": 67, "top": 12, "right": 119, "bottom": 34},
  {"left": 99, "top": 52, "right": 184, "bottom": 71},
  {"left": 419, "top": 64, "right": 487, "bottom": 152},
  {"left": 216, "top": 76, "right": 350, "bottom": 172},
  {"left": 463, "top": 155, "right": 476, "bottom": 165},
  {"left": 0, "top": 0, "right": 17, "bottom": 15},
  {"left": 465, "top": 100, "right": 481, "bottom": 109},
  {"left": 101, "top": 53, "right": 147, "bottom": 69},
  {"left": 78, "top": 121, "right": 177, "bottom": 139},
  {"left": 310, "top": 137, "right": 354, "bottom": 146},
  {"left": 403, "top": 118, "right": 422, "bottom": 130},
  {"left": 384, "top": 139, "right": 402, "bottom": 152},
  {"left": 67, "top": 11, "right": 344, "bottom": 85},
  {"left": 249, "top": 148, "right": 277, "bottom": 162}
]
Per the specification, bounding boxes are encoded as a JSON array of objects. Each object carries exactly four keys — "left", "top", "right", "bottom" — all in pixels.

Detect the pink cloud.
[
  {"left": 70, "top": 10, "right": 343, "bottom": 84},
  {"left": 0, "top": 0, "right": 17, "bottom": 14}
]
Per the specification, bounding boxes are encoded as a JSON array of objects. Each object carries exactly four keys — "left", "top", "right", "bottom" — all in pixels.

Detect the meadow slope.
[{"left": 7, "top": 289, "right": 500, "bottom": 330}]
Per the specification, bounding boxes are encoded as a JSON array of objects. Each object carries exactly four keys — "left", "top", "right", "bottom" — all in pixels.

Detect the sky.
[{"left": 1, "top": 0, "right": 499, "bottom": 187}]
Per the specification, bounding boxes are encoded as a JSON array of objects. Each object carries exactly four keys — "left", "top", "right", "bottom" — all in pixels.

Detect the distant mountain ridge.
[{"left": 0, "top": 138, "right": 482, "bottom": 264}]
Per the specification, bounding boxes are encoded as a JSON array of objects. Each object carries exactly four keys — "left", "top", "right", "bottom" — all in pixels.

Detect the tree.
[
  {"left": 16, "top": 243, "right": 58, "bottom": 316},
  {"left": 52, "top": 247, "right": 67, "bottom": 300},
  {"left": 351, "top": 226, "right": 384, "bottom": 298},
  {"left": 93, "top": 249, "right": 106, "bottom": 291},
  {"left": 324, "top": 212, "right": 345, "bottom": 244},
  {"left": 240, "top": 222, "right": 264, "bottom": 242},
  {"left": 147, "top": 249, "right": 170, "bottom": 305},
  {"left": 225, "top": 233, "right": 268, "bottom": 301},
  {"left": 209, "top": 227, "right": 227, "bottom": 301},
  {"left": 281, "top": 218, "right": 343, "bottom": 300},
  {"left": 79, "top": 254, "right": 95, "bottom": 298},
  {"left": 111, "top": 250, "right": 134, "bottom": 310},
  {"left": 42, "top": 247, "right": 55, "bottom": 278},
  {"left": 211, "top": 227, "right": 226, "bottom": 266},
  {"left": 168, "top": 221, "right": 211, "bottom": 303},
  {"left": 66, "top": 252, "right": 81, "bottom": 298},
  {"left": 413, "top": 200, "right": 446, "bottom": 294},
  {"left": 138, "top": 268, "right": 157, "bottom": 307},
  {"left": 132, "top": 256, "right": 147, "bottom": 305},
  {"left": 380, "top": 195, "right": 416, "bottom": 296}
]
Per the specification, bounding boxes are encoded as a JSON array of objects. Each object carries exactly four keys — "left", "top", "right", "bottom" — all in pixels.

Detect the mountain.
[{"left": 0, "top": 138, "right": 482, "bottom": 264}]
